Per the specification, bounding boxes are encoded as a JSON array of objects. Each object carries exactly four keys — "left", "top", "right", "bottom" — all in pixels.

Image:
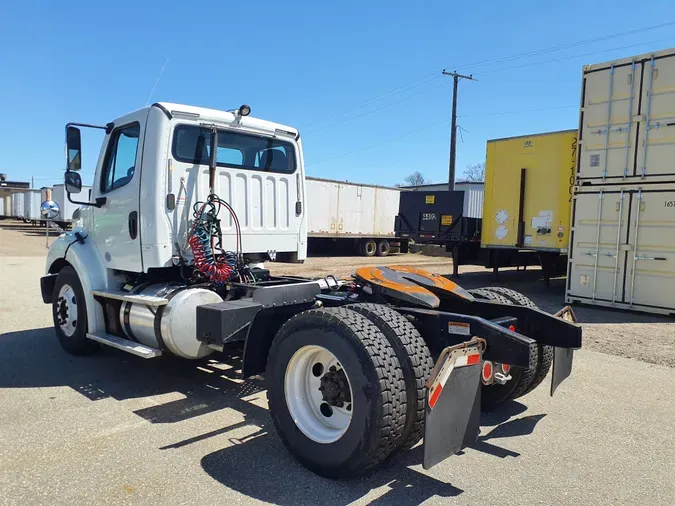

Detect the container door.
[
  {"left": 568, "top": 190, "right": 630, "bottom": 303},
  {"left": 623, "top": 189, "right": 675, "bottom": 310},
  {"left": 579, "top": 61, "right": 640, "bottom": 180},
  {"left": 336, "top": 183, "right": 364, "bottom": 236},
  {"left": 634, "top": 55, "right": 675, "bottom": 179}
]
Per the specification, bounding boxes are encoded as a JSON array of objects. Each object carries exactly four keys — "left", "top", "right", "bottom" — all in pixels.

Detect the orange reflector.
[
  {"left": 467, "top": 354, "right": 480, "bottom": 365},
  {"left": 428, "top": 384, "right": 443, "bottom": 409},
  {"left": 508, "top": 325, "right": 516, "bottom": 332},
  {"left": 482, "top": 361, "right": 493, "bottom": 382},
  {"left": 502, "top": 363, "right": 511, "bottom": 374}
]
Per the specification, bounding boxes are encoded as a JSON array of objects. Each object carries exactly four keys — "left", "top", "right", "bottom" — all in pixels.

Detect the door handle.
[{"left": 128, "top": 211, "right": 138, "bottom": 240}]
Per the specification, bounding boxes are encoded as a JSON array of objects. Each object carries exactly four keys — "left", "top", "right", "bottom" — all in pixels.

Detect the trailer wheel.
[
  {"left": 52, "top": 266, "right": 98, "bottom": 356},
  {"left": 468, "top": 287, "right": 536, "bottom": 411},
  {"left": 266, "top": 307, "right": 406, "bottom": 478},
  {"left": 376, "top": 240, "right": 391, "bottom": 257},
  {"left": 481, "top": 287, "right": 553, "bottom": 398},
  {"left": 359, "top": 239, "right": 377, "bottom": 257},
  {"left": 348, "top": 303, "right": 433, "bottom": 449}
]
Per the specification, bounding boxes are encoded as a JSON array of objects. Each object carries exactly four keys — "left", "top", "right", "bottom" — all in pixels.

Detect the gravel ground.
[{"left": 1, "top": 221, "right": 675, "bottom": 504}]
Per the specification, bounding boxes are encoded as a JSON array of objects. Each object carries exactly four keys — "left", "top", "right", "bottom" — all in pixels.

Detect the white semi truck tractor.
[{"left": 40, "top": 102, "right": 582, "bottom": 478}]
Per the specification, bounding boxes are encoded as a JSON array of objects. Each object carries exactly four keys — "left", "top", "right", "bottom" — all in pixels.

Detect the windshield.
[{"left": 172, "top": 124, "right": 297, "bottom": 174}]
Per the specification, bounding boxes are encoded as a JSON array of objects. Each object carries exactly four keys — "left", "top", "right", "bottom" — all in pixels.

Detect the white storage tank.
[
  {"left": 23, "top": 189, "right": 42, "bottom": 221},
  {"left": 2, "top": 196, "right": 10, "bottom": 217},
  {"left": 52, "top": 184, "right": 92, "bottom": 223},
  {"left": 0, "top": 197, "right": 4, "bottom": 216}
]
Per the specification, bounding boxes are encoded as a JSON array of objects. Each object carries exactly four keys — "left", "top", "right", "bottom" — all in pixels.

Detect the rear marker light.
[
  {"left": 482, "top": 361, "right": 493, "bottom": 382},
  {"left": 502, "top": 363, "right": 511, "bottom": 374},
  {"left": 508, "top": 325, "right": 516, "bottom": 332}
]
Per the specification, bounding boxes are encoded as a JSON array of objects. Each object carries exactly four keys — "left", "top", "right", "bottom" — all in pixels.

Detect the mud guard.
[
  {"left": 423, "top": 338, "right": 484, "bottom": 470},
  {"left": 550, "top": 305, "right": 577, "bottom": 396}
]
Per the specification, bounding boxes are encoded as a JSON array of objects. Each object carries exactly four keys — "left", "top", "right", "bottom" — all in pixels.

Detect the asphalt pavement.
[{"left": 1, "top": 255, "right": 675, "bottom": 505}]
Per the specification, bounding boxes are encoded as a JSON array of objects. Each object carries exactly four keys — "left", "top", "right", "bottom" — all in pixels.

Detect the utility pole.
[{"left": 442, "top": 70, "right": 477, "bottom": 191}]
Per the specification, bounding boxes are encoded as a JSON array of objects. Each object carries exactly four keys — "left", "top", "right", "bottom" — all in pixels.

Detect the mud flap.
[
  {"left": 423, "top": 338, "right": 484, "bottom": 470},
  {"left": 551, "top": 305, "right": 577, "bottom": 396}
]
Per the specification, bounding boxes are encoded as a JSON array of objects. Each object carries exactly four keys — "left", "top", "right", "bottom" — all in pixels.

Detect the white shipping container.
[
  {"left": 52, "top": 184, "right": 92, "bottom": 222},
  {"left": 578, "top": 47, "right": 675, "bottom": 183},
  {"left": 566, "top": 183, "right": 675, "bottom": 315},
  {"left": 463, "top": 189, "right": 484, "bottom": 219},
  {"left": 306, "top": 177, "right": 401, "bottom": 238},
  {"left": 23, "top": 189, "right": 42, "bottom": 220},
  {"left": 12, "top": 192, "right": 24, "bottom": 218}
]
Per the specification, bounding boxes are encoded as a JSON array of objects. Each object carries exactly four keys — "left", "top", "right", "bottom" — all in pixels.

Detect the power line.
[
  {"left": 304, "top": 80, "right": 450, "bottom": 134},
  {"left": 307, "top": 103, "right": 582, "bottom": 167},
  {"left": 307, "top": 119, "right": 448, "bottom": 167},
  {"left": 302, "top": 20, "right": 675, "bottom": 132},
  {"left": 451, "top": 20, "right": 675, "bottom": 73},
  {"left": 474, "top": 36, "right": 675, "bottom": 76},
  {"left": 300, "top": 72, "right": 440, "bottom": 128}
]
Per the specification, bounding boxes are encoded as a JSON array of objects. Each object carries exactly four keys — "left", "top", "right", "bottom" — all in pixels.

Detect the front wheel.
[
  {"left": 266, "top": 307, "right": 406, "bottom": 478},
  {"left": 52, "top": 266, "right": 97, "bottom": 355}
]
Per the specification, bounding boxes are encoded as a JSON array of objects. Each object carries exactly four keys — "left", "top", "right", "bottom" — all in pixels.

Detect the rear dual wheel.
[
  {"left": 468, "top": 287, "right": 552, "bottom": 410},
  {"left": 267, "top": 305, "right": 433, "bottom": 477}
]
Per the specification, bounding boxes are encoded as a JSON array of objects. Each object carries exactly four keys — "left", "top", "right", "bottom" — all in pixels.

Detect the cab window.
[{"left": 101, "top": 123, "right": 140, "bottom": 193}]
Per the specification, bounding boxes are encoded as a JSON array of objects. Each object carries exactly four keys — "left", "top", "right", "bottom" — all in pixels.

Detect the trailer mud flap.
[
  {"left": 423, "top": 338, "right": 484, "bottom": 470},
  {"left": 551, "top": 305, "right": 577, "bottom": 396}
]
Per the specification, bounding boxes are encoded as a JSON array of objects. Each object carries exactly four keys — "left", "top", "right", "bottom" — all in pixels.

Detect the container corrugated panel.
[
  {"left": 482, "top": 130, "right": 577, "bottom": 251},
  {"left": 12, "top": 193, "right": 24, "bottom": 218},
  {"left": 462, "top": 189, "right": 484, "bottom": 218},
  {"left": 306, "top": 177, "right": 401, "bottom": 237},
  {"left": 0, "top": 197, "right": 4, "bottom": 216},
  {"left": 566, "top": 182, "right": 675, "bottom": 315},
  {"left": 23, "top": 190, "right": 41, "bottom": 220},
  {"left": 579, "top": 47, "right": 675, "bottom": 183},
  {"left": 3, "top": 196, "right": 10, "bottom": 217}
]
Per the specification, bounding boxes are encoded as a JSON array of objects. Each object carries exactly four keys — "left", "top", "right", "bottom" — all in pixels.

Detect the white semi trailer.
[
  {"left": 306, "top": 177, "right": 404, "bottom": 256},
  {"left": 40, "top": 102, "right": 581, "bottom": 478}
]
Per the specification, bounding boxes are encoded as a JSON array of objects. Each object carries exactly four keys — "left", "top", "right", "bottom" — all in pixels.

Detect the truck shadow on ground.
[{"left": 0, "top": 326, "right": 548, "bottom": 504}]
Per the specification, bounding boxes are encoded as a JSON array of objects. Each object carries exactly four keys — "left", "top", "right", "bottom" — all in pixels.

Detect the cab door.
[{"left": 90, "top": 109, "right": 147, "bottom": 272}]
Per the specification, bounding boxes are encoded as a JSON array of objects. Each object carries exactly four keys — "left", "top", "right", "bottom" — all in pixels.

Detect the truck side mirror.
[
  {"left": 65, "top": 170, "right": 82, "bottom": 194},
  {"left": 66, "top": 126, "right": 82, "bottom": 171}
]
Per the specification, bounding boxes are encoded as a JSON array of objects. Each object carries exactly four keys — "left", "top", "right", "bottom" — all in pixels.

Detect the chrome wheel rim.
[{"left": 56, "top": 284, "right": 78, "bottom": 337}]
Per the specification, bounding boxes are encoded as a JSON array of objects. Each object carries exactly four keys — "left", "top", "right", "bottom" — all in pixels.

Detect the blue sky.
[{"left": 1, "top": 0, "right": 675, "bottom": 188}]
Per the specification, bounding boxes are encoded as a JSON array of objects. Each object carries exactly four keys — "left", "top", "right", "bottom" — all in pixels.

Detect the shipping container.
[
  {"left": 11, "top": 192, "right": 24, "bottom": 219},
  {"left": 23, "top": 189, "right": 42, "bottom": 221},
  {"left": 578, "top": 47, "right": 675, "bottom": 183},
  {"left": 483, "top": 130, "right": 577, "bottom": 252},
  {"left": 305, "top": 177, "right": 403, "bottom": 256},
  {"left": 566, "top": 183, "right": 675, "bottom": 315},
  {"left": 52, "top": 184, "right": 92, "bottom": 224}
]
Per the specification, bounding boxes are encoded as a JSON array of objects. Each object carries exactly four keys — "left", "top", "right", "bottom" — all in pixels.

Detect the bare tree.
[
  {"left": 402, "top": 171, "right": 430, "bottom": 187},
  {"left": 462, "top": 163, "right": 485, "bottom": 182}
]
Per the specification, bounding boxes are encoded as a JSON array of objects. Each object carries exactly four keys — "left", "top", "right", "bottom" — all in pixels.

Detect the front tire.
[
  {"left": 266, "top": 308, "right": 406, "bottom": 478},
  {"left": 52, "top": 266, "right": 97, "bottom": 355}
]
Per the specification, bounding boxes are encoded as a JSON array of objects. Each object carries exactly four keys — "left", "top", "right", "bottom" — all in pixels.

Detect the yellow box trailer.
[{"left": 482, "top": 129, "right": 577, "bottom": 253}]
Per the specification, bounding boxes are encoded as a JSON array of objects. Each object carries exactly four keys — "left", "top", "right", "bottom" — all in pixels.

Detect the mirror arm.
[{"left": 67, "top": 192, "right": 106, "bottom": 209}]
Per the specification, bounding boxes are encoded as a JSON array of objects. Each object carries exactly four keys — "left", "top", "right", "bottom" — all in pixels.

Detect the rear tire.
[
  {"left": 266, "top": 307, "right": 407, "bottom": 478},
  {"left": 52, "top": 266, "right": 98, "bottom": 356},
  {"left": 480, "top": 287, "right": 553, "bottom": 398},
  {"left": 468, "top": 287, "right": 536, "bottom": 411},
  {"left": 376, "top": 240, "right": 390, "bottom": 257},
  {"left": 348, "top": 303, "right": 433, "bottom": 449},
  {"left": 359, "top": 239, "right": 377, "bottom": 257}
]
